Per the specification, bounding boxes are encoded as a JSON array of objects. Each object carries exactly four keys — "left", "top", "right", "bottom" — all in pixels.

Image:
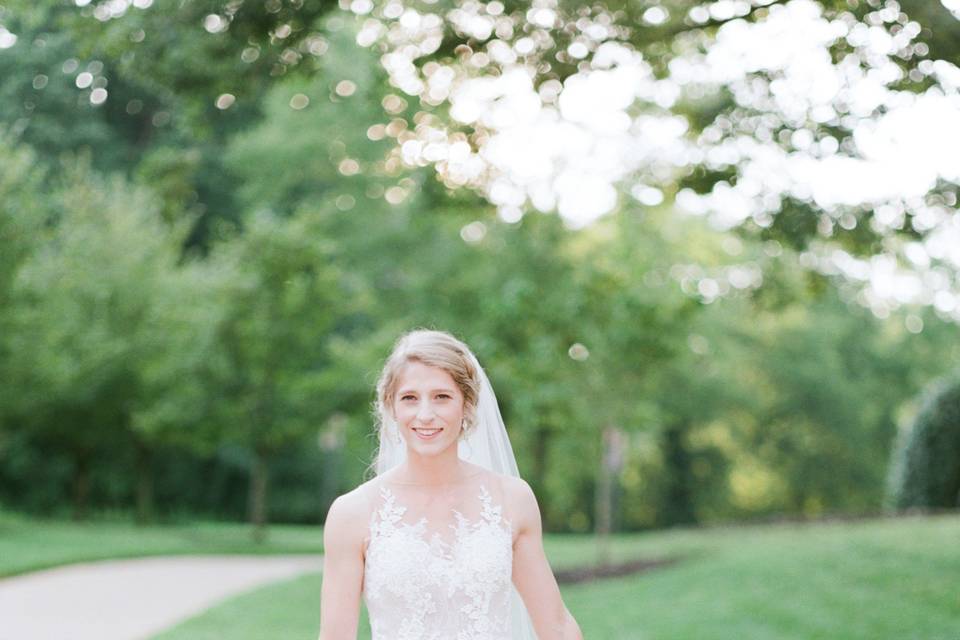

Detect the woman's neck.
[{"left": 394, "top": 451, "right": 477, "bottom": 487}]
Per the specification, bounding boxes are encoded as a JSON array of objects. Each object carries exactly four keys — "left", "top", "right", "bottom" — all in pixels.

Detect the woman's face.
[{"left": 392, "top": 361, "right": 465, "bottom": 459}]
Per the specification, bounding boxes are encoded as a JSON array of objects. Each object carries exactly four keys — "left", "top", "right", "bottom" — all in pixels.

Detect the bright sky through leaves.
[{"left": 351, "top": 0, "right": 960, "bottom": 321}]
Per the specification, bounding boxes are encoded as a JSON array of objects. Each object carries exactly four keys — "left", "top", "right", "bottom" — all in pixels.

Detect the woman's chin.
[{"left": 404, "top": 435, "right": 458, "bottom": 457}]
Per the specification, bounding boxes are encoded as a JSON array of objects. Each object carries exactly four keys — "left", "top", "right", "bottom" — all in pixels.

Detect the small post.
[{"left": 595, "top": 425, "right": 625, "bottom": 568}]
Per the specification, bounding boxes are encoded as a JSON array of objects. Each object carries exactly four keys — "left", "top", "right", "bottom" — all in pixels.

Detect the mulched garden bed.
[{"left": 555, "top": 556, "right": 680, "bottom": 585}]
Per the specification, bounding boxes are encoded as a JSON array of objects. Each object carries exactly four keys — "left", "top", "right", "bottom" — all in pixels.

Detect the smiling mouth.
[{"left": 412, "top": 427, "right": 443, "bottom": 440}]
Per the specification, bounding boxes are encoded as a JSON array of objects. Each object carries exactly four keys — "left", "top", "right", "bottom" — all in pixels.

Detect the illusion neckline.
[{"left": 370, "top": 484, "right": 514, "bottom": 542}]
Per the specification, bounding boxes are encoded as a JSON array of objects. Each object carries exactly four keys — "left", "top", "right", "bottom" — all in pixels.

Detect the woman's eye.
[
  {"left": 437, "top": 394, "right": 451, "bottom": 399},
  {"left": 401, "top": 395, "right": 415, "bottom": 401}
]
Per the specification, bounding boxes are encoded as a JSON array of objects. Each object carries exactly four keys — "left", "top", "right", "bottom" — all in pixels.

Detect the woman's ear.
[{"left": 461, "top": 403, "right": 476, "bottom": 434}]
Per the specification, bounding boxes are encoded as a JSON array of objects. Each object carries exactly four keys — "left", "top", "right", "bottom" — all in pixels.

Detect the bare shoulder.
[
  {"left": 489, "top": 473, "right": 540, "bottom": 533},
  {"left": 498, "top": 473, "right": 536, "bottom": 504},
  {"left": 324, "top": 479, "right": 378, "bottom": 547}
]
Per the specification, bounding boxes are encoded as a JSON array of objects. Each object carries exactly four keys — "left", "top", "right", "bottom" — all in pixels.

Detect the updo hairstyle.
[{"left": 375, "top": 330, "right": 481, "bottom": 437}]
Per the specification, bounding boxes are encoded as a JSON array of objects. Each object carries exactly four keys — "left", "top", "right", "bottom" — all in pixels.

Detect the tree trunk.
[
  {"left": 320, "top": 415, "right": 346, "bottom": 518},
  {"left": 72, "top": 450, "right": 90, "bottom": 522},
  {"left": 135, "top": 439, "right": 154, "bottom": 526},
  {"left": 531, "top": 425, "right": 550, "bottom": 513},
  {"left": 320, "top": 447, "right": 341, "bottom": 520},
  {"left": 249, "top": 445, "right": 270, "bottom": 543},
  {"left": 660, "top": 422, "right": 697, "bottom": 527}
]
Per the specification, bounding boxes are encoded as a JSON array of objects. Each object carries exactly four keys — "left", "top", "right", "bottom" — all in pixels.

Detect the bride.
[{"left": 318, "top": 330, "right": 583, "bottom": 639}]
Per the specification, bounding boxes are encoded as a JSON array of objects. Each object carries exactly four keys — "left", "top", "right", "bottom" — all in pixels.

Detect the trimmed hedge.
[{"left": 886, "top": 373, "right": 960, "bottom": 510}]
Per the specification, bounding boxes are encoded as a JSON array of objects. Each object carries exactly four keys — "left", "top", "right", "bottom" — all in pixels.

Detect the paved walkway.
[{"left": 0, "top": 554, "right": 323, "bottom": 640}]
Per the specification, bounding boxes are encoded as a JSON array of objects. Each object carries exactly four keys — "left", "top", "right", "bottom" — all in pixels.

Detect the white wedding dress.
[{"left": 363, "top": 472, "right": 516, "bottom": 640}]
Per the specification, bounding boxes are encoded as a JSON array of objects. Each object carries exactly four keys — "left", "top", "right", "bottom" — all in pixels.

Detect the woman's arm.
[
  {"left": 317, "top": 491, "right": 366, "bottom": 640},
  {"left": 510, "top": 479, "right": 584, "bottom": 640}
]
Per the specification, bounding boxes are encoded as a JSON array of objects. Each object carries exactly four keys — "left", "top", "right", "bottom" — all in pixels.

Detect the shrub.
[{"left": 886, "top": 373, "right": 960, "bottom": 510}]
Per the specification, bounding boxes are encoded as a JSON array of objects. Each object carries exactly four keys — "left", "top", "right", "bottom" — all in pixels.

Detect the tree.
[
  {"left": 663, "top": 259, "right": 960, "bottom": 522},
  {"left": 0, "top": 137, "right": 52, "bottom": 471},
  {"left": 126, "top": 256, "right": 232, "bottom": 523},
  {"left": 203, "top": 209, "right": 353, "bottom": 541},
  {"left": 4, "top": 158, "right": 189, "bottom": 520}
]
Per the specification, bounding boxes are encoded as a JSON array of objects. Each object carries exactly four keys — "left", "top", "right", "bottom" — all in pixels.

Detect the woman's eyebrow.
[{"left": 397, "top": 387, "right": 457, "bottom": 394}]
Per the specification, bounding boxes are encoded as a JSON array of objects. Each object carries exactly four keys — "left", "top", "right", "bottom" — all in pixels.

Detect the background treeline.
[{"left": 1, "top": 2, "right": 958, "bottom": 538}]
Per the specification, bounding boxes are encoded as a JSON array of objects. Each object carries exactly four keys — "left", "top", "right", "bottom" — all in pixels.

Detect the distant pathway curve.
[{"left": 0, "top": 554, "right": 323, "bottom": 640}]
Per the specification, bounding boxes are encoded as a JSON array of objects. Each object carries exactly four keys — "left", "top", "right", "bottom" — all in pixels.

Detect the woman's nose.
[{"left": 416, "top": 401, "right": 436, "bottom": 420}]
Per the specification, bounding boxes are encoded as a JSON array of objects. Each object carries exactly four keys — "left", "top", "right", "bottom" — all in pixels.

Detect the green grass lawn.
[
  {"left": 155, "top": 513, "right": 960, "bottom": 640},
  {"left": 0, "top": 509, "right": 323, "bottom": 578}
]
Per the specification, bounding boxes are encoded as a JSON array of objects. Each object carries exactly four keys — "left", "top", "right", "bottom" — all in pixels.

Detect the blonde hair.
[{"left": 375, "top": 329, "right": 480, "bottom": 438}]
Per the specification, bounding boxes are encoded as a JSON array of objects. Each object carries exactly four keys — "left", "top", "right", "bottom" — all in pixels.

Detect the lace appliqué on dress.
[{"left": 364, "top": 486, "right": 514, "bottom": 640}]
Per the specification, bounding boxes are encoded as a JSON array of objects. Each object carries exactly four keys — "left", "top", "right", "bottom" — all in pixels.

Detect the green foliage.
[
  {"left": 897, "top": 0, "right": 960, "bottom": 66},
  {"left": 6, "top": 158, "right": 184, "bottom": 416},
  {"left": 203, "top": 209, "right": 347, "bottom": 451},
  {"left": 3, "top": 1, "right": 960, "bottom": 536},
  {"left": 1, "top": 155, "right": 195, "bottom": 517},
  {"left": 0, "top": 135, "right": 50, "bottom": 442},
  {"left": 193, "top": 208, "right": 359, "bottom": 535},
  {"left": 886, "top": 373, "right": 960, "bottom": 510},
  {"left": 224, "top": 23, "right": 389, "bottom": 215},
  {"left": 133, "top": 146, "right": 205, "bottom": 226},
  {"left": 69, "top": 0, "right": 338, "bottom": 132},
  {"left": 0, "top": 134, "right": 51, "bottom": 306},
  {"left": 0, "top": 3, "right": 154, "bottom": 173},
  {"left": 613, "top": 248, "right": 960, "bottom": 527}
]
